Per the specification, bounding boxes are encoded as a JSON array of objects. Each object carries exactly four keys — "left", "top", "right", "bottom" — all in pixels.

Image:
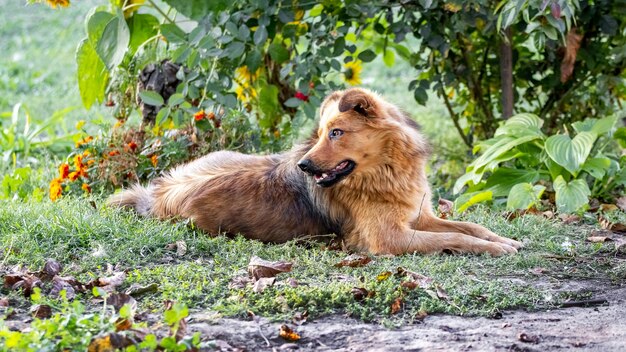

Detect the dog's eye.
[{"left": 329, "top": 128, "right": 344, "bottom": 139}]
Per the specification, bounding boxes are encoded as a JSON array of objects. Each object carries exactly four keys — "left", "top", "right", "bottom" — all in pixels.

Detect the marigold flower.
[
  {"left": 81, "top": 183, "right": 91, "bottom": 193},
  {"left": 75, "top": 136, "right": 93, "bottom": 148},
  {"left": 58, "top": 163, "right": 70, "bottom": 179},
  {"left": 68, "top": 171, "right": 80, "bottom": 181},
  {"left": 150, "top": 154, "right": 158, "bottom": 167},
  {"left": 194, "top": 110, "right": 207, "bottom": 121},
  {"left": 87, "top": 159, "right": 95, "bottom": 166},
  {"left": 49, "top": 178, "right": 63, "bottom": 201},
  {"left": 73, "top": 155, "right": 84, "bottom": 170},
  {"left": 295, "top": 91, "right": 309, "bottom": 101},
  {"left": 344, "top": 60, "right": 362, "bottom": 86},
  {"left": 46, "top": 0, "right": 70, "bottom": 9},
  {"left": 109, "top": 150, "right": 120, "bottom": 157}
]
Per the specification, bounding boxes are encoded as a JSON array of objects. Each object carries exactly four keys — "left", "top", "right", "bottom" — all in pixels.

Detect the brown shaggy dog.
[{"left": 108, "top": 88, "right": 522, "bottom": 255}]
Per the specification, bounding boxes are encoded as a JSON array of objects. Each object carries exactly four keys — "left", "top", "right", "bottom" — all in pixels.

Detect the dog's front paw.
[{"left": 486, "top": 242, "right": 518, "bottom": 256}]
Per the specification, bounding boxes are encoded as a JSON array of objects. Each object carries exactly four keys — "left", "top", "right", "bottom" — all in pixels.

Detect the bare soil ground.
[{"left": 188, "top": 285, "right": 626, "bottom": 351}]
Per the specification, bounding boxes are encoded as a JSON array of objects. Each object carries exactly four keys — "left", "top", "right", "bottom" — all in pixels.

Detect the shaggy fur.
[{"left": 108, "top": 88, "right": 522, "bottom": 255}]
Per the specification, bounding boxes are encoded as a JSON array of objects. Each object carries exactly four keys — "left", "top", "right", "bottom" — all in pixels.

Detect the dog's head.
[{"left": 297, "top": 88, "right": 425, "bottom": 187}]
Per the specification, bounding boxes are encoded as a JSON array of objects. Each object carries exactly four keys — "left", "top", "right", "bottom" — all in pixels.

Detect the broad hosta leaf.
[
  {"left": 506, "top": 183, "right": 545, "bottom": 210},
  {"left": 162, "top": 0, "right": 229, "bottom": 20},
  {"left": 571, "top": 116, "right": 617, "bottom": 135},
  {"left": 553, "top": 176, "right": 591, "bottom": 213},
  {"left": 545, "top": 131, "right": 597, "bottom": 175},
  {"left": 484, "top": 167, "right": 541, "bottom": 197},
  {"left": 454, "top": 190, "right": 493, "bottom": 213},
  {"left": 128, "top": 13, "right": 159, "bottom": 55},
  {"left": 95, "top": 11, "right": 130, "bottom": 70},
  {"left": 582, "top": 157, "right": 611, "bottom": 179},
  {"left": 495, "top": 113, "right": 544, "bottom": 137},
  {"left": 472, "top": 134, "right": 541, "bottom": 171},
  {"left": 76, "top": 38, "right": 109, "bottom": 109}
]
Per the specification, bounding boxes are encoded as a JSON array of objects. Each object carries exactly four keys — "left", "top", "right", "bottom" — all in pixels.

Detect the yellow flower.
[
  {"left": 151, "top": 154, "right": 158, "bottom": 167},
  {"left": 45, "top": 0, "right": 70, "bottom": 8},
  {"left": 344, "top": 60, "right": 362, "bottom": 86},
  {"left": 75, "top": 120, "right": 86, "bottom": 130},
  {"left": 49, "top": 178, "right": 63, "bottom": 201},
  {"left": 235, "top": 66, "right": 259, "bottom": 87},
  {"left": 81, "top": 183, "right": 91, "bottom": 193}
]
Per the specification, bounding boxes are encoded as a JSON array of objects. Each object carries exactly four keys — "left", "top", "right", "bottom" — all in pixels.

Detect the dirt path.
[{"left": 189, "top": 286, "right": 626, "bottom": 351}]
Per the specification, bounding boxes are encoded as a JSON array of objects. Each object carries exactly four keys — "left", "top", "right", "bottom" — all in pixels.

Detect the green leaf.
[
  {"left": 472, "top": 134, "right": 541, "bottom": 171},
  {"left": 615, "top": 127, "right": 626, "bottom": 148},
  {"left": 268, "top": 42, "right": 289, "bottom": 64},
  {"left": 254, "top": 26, "right": 268, "bottom": 46},
  {"left": 161, "top": 23, "right": 187, "bottom": 44},
  {"left": 506, "top": 183, "right": 545, "bottom": 210},
  {"left": 128, "top": 13, "right": 159, "bottom": 55},
  {"left": 139, "top": 90, "right": 164, "bottom": 106},
  {"left": 357, "top": 49, "right": 376, "bottom": 62},
  {"left": 545, "top": 131, "right": 597, "bottom": 175},
  {"left": 495, "top": 113, "right": 544, "bottom": 137},
  {"left": 162, "top": 0, "right": 228, "bottom": 20},
  {"left": 553, "top": 176, "right": 590, "bottom": 213},
  {"left": 382, "top": 49, "right": 395, "bottom": 67},
  {"left": 245, "top": 50, "right": 262, "bottom": 72},
  {"left": 95, "top": 11, "right": 130, "bottom": 70},
  {"left": 571, "top": 116, "right": 617, "bottom": 135},
  {"left": 258, "top": 84, "right": 280, "bottom": 128},
  {"left": 484, "top": 167, "right": 541, "bottom": 197},
  {"left": 581, "top": 156, "right": 611, "bottom": 179},
  {"left": 454, "top": 190, "right": 493, "bottom": 213},
  {"left": 167, "top": 93, "right": 185, "bottom": 106},
  {"left": 87, "top": 11, "right": 114, "bottom": 47},
  {"left": 226, "top": 41, "right": 246, "bottom": 59},
  {"left": 76, "top": 38, "right": 109, "bottom": 109},
  {"left": 284, "top": 97, "right": 303, "bottom": 108}
]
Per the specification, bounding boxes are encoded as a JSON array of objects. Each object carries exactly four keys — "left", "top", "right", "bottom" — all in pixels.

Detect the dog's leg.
[
  {"left": 364, "top": 226, "right": 517, "bottom": 256},
  {"left": 412, "top": 214, "right": 523, "bottom": 249}
]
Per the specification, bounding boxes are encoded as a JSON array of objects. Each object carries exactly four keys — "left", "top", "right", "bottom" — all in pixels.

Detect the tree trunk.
[{"left": 500, "top": 27, "right": 514, "bottom": 119}]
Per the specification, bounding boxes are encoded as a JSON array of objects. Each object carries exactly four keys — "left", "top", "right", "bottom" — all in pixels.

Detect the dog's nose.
[{"left": 297, "top": 159, "right": 314, "bottom": 174}]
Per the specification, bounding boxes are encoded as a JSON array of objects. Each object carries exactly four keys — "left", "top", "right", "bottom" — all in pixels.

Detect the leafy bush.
[{"left": 453, "top": 114, "right": 626, "bottom": 213}]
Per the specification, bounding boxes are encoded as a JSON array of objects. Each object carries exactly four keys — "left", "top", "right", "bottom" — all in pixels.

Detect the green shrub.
[{"left": 454, "top": 113, "right": 626, "bottom": 213}]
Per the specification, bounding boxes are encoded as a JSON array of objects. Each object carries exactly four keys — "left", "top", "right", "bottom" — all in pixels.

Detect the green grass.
[{"left": 2, "top": 197, "right": 623, "bottom": 326}]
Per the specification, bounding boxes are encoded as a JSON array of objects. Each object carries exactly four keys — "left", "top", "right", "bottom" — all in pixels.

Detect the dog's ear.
[{"left": 338, "top": 89, "right": 375, "bottom": 117}]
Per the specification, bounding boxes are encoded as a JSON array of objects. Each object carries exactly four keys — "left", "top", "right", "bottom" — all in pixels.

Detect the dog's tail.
[{"left": 107, "top": 184, "right": 154, "bottom": 216}]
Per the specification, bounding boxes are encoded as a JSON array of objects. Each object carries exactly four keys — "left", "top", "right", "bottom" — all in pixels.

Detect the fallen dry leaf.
[
  {"left": 396, "top": 267, "right": 433, "bottom": 288},
  {"left": 41, "top": 259, "right": 62, "bottom": 280},
  {"left": 391, "top": 297, "right": 403, "bottom": 314},
  {"left": 530, "top": 267, "right": 548, "bottom": 275},
  {"left": 11, "top": 275, "right": 42, "bottom": 297},
  {"left": 279, "top": 325, "right": 301, "bottom": 341},
  {"left": 435, "top": 284, "right": 449, "bottom": 300},
  {"left": 599, "top": 215, "right": 626, "bottom": 233},
  {"left": 518, "top": 332, "right": 540, "bottom": 344},
  {"left": 248, "top": 256, "right": 293, "bottom": 280},
  {"left": 292, "top": 311, "right": 308, "bottom": 326},
  {"left": 30, "top": 304, "right": 52, "bottom": 319},
  {"left": 334, "top": 254, "right": 371, "bottom": 268},
  {"left": 106, "top": 293, "right": 137, "bottom": 313},
  {"left": 400, "top": 281, "right": 418, "bottom": 290},
  {"left": 376, "top": 271, "right": 392, "bottom": 282},
  {"left": 438, "top": 198, "right": 453, "bottom": 219},
  {"left": 415, "top": 310, "right": 428, "bottom": 321},
  {"left": 87, "top": 272, "right": 126, "bottom": 292},
  {"left": 616, "top": 197, "right": 626, "bottom": 212},
  {"left": 114, "top": 317, "right": 132, "bottom": 332},
  {"left": 253, "top": 277, "right": 276, "bottom": 293},
  {"left": 542, "top": 210, "right": 555, "bottom": 219},
  {"left": 559, "top": 214, "right": 580, "bottom": 224},
  {"left": 351, "top": 287, "right": 373, "bottom": 301},
  {"left": 125, "top": 283, "right": 158, "bottom": 297},
  {"left": 229, "top": 276, "right": 252, "bottom": 290},
  {"left": 50, "top": 275, "right": 79, "bottom": 300},
  {"left": 587, "top": 236, "right": 609, "bottom": 243},
  {"left": 0, "top": 298, "right": 8, "bottom": 307},
  {"left": 600, "top": 204, "right": 618, "bottom": 212},
  {"left": 88, "top": 333, "right": 136, "bottom": 352},
  {"left": 560, "top": 28, "right": 582, "bottom": 83}
]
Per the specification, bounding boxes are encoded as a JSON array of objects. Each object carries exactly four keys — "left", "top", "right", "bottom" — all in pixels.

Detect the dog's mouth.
[{"left": 313, "top": 160, "right": 356, "bottom": 187}]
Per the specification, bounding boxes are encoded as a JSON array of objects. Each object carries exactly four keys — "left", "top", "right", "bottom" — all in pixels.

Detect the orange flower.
[
  {"left": 58, "top": 163, "right": 69, "bottom": 179},
  {"left": 68, "top": 171, "right": 80, "bottom": 181},
  {"left": 127, "top": 141, "right": 138, "bottom": 151},
  {"left": 74, "top": 155, "right": 84, "bottom": 170},
  {"left": 207, "top": 112, "right": 216, "bottom": 120},
  {"left": 87, "top": 159, "right": 95, "bottom": 166},
  {"left": 81, "top": 183, "right": 91, "bottom": 193},
  {"left": 109, "top": 150, "right": 120, "bottom": 157},
  {"left": 49, "top": 178, "right": 63, "bottom": 201},
  {"left": 194, "top": 110, "right": 207, "bottom": 121},
  {"left": 75, "top": 136, "right": 93, "bottom": 148},
  {"left": 151, "top": 154, "right": 158, "bottom": 167},
  {"left": 46, "top": 0, "right": 70, "bottom": 9}
]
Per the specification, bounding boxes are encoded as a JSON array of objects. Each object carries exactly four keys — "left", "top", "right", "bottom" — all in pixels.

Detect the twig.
[
  {"left": 559, "top": 298, "right": 608, "bottom": 308},
  {"left": 147, "top": 0, "right": 175, "bottom": 24}
]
